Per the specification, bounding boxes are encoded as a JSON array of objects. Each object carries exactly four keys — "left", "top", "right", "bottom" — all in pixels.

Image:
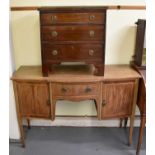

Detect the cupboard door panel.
[
  {"left": 34, "top": 84, "right": 51, "bottom": 117},
  {"left": 101, "top": 82, "right": 134, "bottom": 119},
  {"left": 17, "top": 83, "right": 51, "bottom": 118},
  {"left": 17, "top": 83, "right": 35, "bottom": 116}
]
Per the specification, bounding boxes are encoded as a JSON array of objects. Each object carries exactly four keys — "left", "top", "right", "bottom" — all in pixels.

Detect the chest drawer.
[
  {"left": 40, "top": 12, "right": 105, "bottom": 25},
  {"left": 52, "top": 83, "right": 100, "bottom": 96},
  {"left": 41, "top": 25, "right": 104, "bottom": 42},
  {"left": 42, "top": 43, "right": 104, "bottom": 61}
]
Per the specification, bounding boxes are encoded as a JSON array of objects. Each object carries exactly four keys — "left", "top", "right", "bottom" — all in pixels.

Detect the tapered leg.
[
  {"left": 120, "top": 118, "right": 123, "bottom": 128},
  {"left": 52, "top": 100, "right": 56, "bottom": 121},
  {"left": 94, "top": 98, "right": 101, "bottom": 120},
  {"left": 27, "top": 119, "right": 31, "bottom": 129},
  {"left": 94, "top": 99, "right": 99, "bottom": 119},
  {"left": 129, "top": 79, "right": 138, "bottom": 146},
  {"left": 124, "top": 117, "right": 128, "bottom": 128},
  {"left": 136, "top": 116, "right": 146, "bottom": 155},
  {"left": 19, "top": 118, "right": 25, "bottom": 147},
  {"left": 129, "top": 116, "right": 135, "bottom": 146},
  {"left": 94, "top": 99, "right": 98, "bottom": 110},
  {"left": 119, "top": 118, "right": 128, "bottom": 128},
  {"left": 13, "top": 82, "right": 25, "bottom": 147}
]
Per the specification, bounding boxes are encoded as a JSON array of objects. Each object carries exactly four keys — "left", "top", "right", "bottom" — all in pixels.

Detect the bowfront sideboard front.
[{"left": 11, "top": 65, "right": 140, "bottom": 147}]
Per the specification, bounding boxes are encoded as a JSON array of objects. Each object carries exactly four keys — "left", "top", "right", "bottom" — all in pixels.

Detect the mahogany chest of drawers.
[{"left": 39, "top": 7, "right": 106, "bottom": 76}]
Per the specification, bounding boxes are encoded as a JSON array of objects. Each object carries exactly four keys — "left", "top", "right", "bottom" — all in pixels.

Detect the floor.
[{"left": 10, "top": 127, "right": 146, "bottom": 155}]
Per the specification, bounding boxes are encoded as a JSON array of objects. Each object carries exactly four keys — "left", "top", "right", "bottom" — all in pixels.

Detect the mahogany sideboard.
[{"left": 11, "top": 65, "right": 141, "bottom": 148}]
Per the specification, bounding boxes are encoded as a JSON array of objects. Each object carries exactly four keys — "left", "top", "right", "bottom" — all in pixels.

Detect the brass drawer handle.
[
  {"left": 61, "top": 87, "right": 67, "bottom": 93},
  {"left": 51, "top": 31, "right": 58, "bottom": 37},
  {"left": 89, "top": 30, "right": 95, "bottom": 37},
  {"left": 102, "top": 99, "right": 107, "bottom": 106},
  {"left": 51, "top": 15, "right": 57, "bottom": 22},
  {"left": 85, "top": 87, "right": 92, "bottom": 93},
  {"left": 89, "top": 15, "right": 95, "bottom": 21},
  {"left": 52, "top": 50, "right": 58, "bottom": 56},
  {"left": 89, "top": 49, "right": 94, "bottom": 56}
]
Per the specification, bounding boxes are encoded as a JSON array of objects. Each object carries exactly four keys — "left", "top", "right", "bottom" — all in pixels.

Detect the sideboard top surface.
[{"left": 11, "top": 65, "right": 141, "bottom": 82}]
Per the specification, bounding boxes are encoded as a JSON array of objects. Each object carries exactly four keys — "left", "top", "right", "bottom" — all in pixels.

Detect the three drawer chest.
[{"left": 39, "top": 7, "right": 106, "bottom": 76}]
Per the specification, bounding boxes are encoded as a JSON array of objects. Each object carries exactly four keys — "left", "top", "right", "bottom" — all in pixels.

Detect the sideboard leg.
[
  {"left": 27, "top": 118, "right": 31, "bottom": 129},
  {"left": 52, "top": 100, "right": 56, "bottom": 121},
  {"left": 129, "top": 79, "right": 139, "bottom": 146},
  {"left": 136, "top": 116, "right": 146, "bottom": 155},
  {"left": 129, "top": 116, "right": 134, "bottom": 146},
  {"left": 119, "top": 118, "right": 123, "bottom": 128},
  {"left": 19, "top": 118, "right": 25, "bottom": 147},
  {"left": 124, "top": 117, "right": 128, "bottom": 128},
  {"left": 120, "top": 117, "right": 128, "bottom": 128},
  {"left": 13, "top": 82, "right": 25, "bottom": 147},
  {"left": 93, "top": 99, "right": 97, "bottom": 109},
  {"left": 94, "top": 98, "right": 101, "bottom": 120}
]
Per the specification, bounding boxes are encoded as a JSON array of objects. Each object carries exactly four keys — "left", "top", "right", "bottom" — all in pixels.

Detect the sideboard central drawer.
[
  {"left": 40, "top": 12, "right": 105, "bottom": 25},
  {"left": 41, "top": 25, "right": 104, "bottom": 41},
  {"left": 52, "top": 83, "right": 100, "bottom": 96}
]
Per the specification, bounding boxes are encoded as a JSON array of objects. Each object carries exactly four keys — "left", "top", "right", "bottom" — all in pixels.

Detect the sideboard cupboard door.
[
  {"left": 16, "top": 82, "right": 51, "bottom": 118},
  {"left": 101, "top": 81, "right": 135, "bottom": 119}
]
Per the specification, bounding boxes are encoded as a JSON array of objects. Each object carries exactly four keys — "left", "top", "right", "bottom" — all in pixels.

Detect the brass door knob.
[
  {"left": 89, "top": 30, "right": 95, "bottom": 37},
  {"left": 89, "top": 15, "right": 95, "bottom": 21},
  {"left": 51, "top": 31, "right": 58, "bottom": 37},
  {"left": 51, "top": 15, "right": 57, "bottom": 22},
  {"left": 89, "top": 49, "right": 94, "bottom": 56},
  {"left": 52, "top": 50, "right": 58, "bottom": 55}
]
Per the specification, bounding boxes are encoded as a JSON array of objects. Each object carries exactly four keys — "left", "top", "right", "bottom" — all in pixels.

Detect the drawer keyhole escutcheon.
[
  {"left": 51, "top": 15, "right": 57, "bottom": 22},
  {"left": 102, "top": 99, "right": 107, "bottom": 106},
  {"left": 89, "top": 30, "right": 95, "bottom": 37},
  {"left": 89, "top": 50, "right": 94, "bottom": 56},
  {"left": 89, "top": 15, "right": 95, "bottom": 21},
  {"left": 51, "top": 31, "right": 58, "bottom": 37},
  {"left": 85, "top": 87, "right": 92, "bottom": 93},
  {"left": 52, "top": 50, "right": 58, "bottom": 56}
]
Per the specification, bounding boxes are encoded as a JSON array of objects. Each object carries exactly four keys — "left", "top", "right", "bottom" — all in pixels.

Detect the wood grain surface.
[
  {"left": 16, "top": 82, "right": 51, "bottom": 118},
  {"left": 40, "top": 12, "right": 105, "bottom": 25},
  {"left": 11, "top": 65, "right": 141, "bottom": 82},
  {"left": 101, "top": 81, "right": 134, "bottom": 119}
]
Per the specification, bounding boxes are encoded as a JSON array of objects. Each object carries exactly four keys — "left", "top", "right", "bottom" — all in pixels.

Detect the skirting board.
[{"left": 23, "top": 116, "right": 141, "bottom": 127}]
